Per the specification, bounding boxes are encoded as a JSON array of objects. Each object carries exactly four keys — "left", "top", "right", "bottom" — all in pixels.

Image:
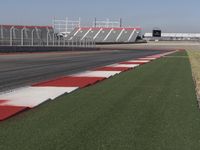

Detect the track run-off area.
[{"left": 1, "top": 50, "right": 200, "bottom": 150}]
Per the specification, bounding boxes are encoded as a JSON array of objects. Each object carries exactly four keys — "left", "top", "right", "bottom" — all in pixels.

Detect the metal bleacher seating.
[
  {"left": 84, "top": 28, "right": 100, "bottom": 40},
  {"left": 128, "top": 30, "right": 139, "bottom": 43},
  {"left": 69, "top": 28, "right": 88, "bottom": 41},
  {"left": 94, "top": 28, "right": 111, "bottom": 42},
  {"left": 66, "top": 27, "right": 141, "bottom": 43},
  {"left": 65, "top": 28, "right": 80, "bottom": 41},
  {"left": 105, "top": 28, "right": 122, "bottom": 42},
  {"left": 117, "top": 28, "right": 133, "bottom": 42}
]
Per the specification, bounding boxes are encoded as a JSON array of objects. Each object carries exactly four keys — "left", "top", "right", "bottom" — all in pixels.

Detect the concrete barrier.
[{"left": 0, "top": 46, "right": 100, "bottom": 53}]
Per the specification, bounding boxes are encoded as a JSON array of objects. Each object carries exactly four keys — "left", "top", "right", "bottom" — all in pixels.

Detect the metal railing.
[
  {"left": 52, "top": 18, "right": 81, "bottom": 34},
  {"left": 0, "top": 26, "right": 96, "bottom": 48}
]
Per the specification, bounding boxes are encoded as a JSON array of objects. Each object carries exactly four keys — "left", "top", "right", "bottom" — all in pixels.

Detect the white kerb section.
[
  {"left": 0, "top": 86, "right": 78, "bottom": 108},
  {"left": 108, "top": 64, "right": 139, "bottom": 68},
  {"left": 161, "top": 51, "right": 178, "bottom": 56},
  {"left": 71, "top": 71, "right": 121, "bottom": 78},
  {"left": 139, "top": 57, "right": 157, "bottom": 60},
  {"left": 126, "top": 60, "right": 150, "bottom": 63}
]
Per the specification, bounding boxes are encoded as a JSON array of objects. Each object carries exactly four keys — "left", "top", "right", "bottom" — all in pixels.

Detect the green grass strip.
[
  {"left": 187, "top": 49, "right": 200, "bottom": 106},
  {"left": 0, "top": 51, "right": 200, "bottom": 150}
]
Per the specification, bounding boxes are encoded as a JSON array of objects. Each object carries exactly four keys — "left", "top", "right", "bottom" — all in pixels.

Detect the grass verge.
[
  {"left": 0, "top": 51, "right": 200, "bottom": 150},
  {"left": 187, "top": 49, "right": 200, "bottom": 106}
]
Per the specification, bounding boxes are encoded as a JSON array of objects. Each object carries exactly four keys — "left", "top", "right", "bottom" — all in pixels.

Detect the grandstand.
[
  {"left": 54, "top": 18, "right": 142, "bottom": 44},
  {"left": 0, "top": 18, "right": 141, "bottom": 47},
  {"left": 66, "top": 27, "right": 142, "bottom": 43}
]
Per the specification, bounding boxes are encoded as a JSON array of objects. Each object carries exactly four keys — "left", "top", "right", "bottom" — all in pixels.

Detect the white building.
[{"left": 144, "top": 32, "right": 200, "bottom": 41}]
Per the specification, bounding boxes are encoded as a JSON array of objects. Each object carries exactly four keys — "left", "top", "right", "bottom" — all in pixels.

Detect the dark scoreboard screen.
[{"left": 153, "top": 30, "right": 161, "bottom": 37}]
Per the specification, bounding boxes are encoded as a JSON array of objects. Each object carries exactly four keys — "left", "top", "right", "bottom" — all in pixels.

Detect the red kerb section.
[
  {"left": 0, "top": 100, "right": 8, "bottom": 104},
  {"left": 0, "top": 105, "right": 28, "bottom": 121},
  {"left": 33, "top": 76, "right": 105, "bottom": 88}
]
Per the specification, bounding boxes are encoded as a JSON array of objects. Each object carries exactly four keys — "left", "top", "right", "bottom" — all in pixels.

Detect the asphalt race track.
[{"left": 0, "top": 49, "right": 165, "bottom": 92}]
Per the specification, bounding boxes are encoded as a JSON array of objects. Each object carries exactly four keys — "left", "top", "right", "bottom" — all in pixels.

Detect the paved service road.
[{"left": 0, "top": 49, "right": 165, "bottom": 92}]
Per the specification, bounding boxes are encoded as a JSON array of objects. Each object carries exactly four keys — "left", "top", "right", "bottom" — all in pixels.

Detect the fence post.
[
  {"left": 58, "top": 35, "right": 60, "bottom": 46},
  {"left": 76, "top": 37, "right": 78, "bottom": 47},
  {"left": 52, "top": 33, "right": 55, "bottom": 46},
  {"left": 10, "top": 26, "right": 14, "bottom": 46},
  {"left": 0, "top": 25, "right": 2, "bottom": 45},
  {"left": 85, "top": 38, "right": 87, "bottom": 47},
  {"left": 46, "top": 28, "right": 50, "bottom": 46},
  {"left": 72, "top": 39, "right": 74, "bottom": 47},
  {"left": 21, "top": 27, "right": 26, "bottom": 46},
  {"left": 31, "top": 29, "right": 35, "bottom": 46}
]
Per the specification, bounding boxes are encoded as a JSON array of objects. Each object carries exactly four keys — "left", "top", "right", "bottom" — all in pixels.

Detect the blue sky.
[{"left": 0, "top": 0, "right": 199, "bottom": 33}]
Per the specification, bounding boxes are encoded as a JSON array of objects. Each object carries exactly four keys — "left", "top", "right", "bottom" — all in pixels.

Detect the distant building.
[{"left": 144, "top": 32, "right": 200, "bottom": 41}]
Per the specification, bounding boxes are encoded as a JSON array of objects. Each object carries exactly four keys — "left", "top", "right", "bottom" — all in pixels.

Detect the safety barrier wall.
[{"left": 0, "top": 46, "right": 100, "bottom": 53}]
